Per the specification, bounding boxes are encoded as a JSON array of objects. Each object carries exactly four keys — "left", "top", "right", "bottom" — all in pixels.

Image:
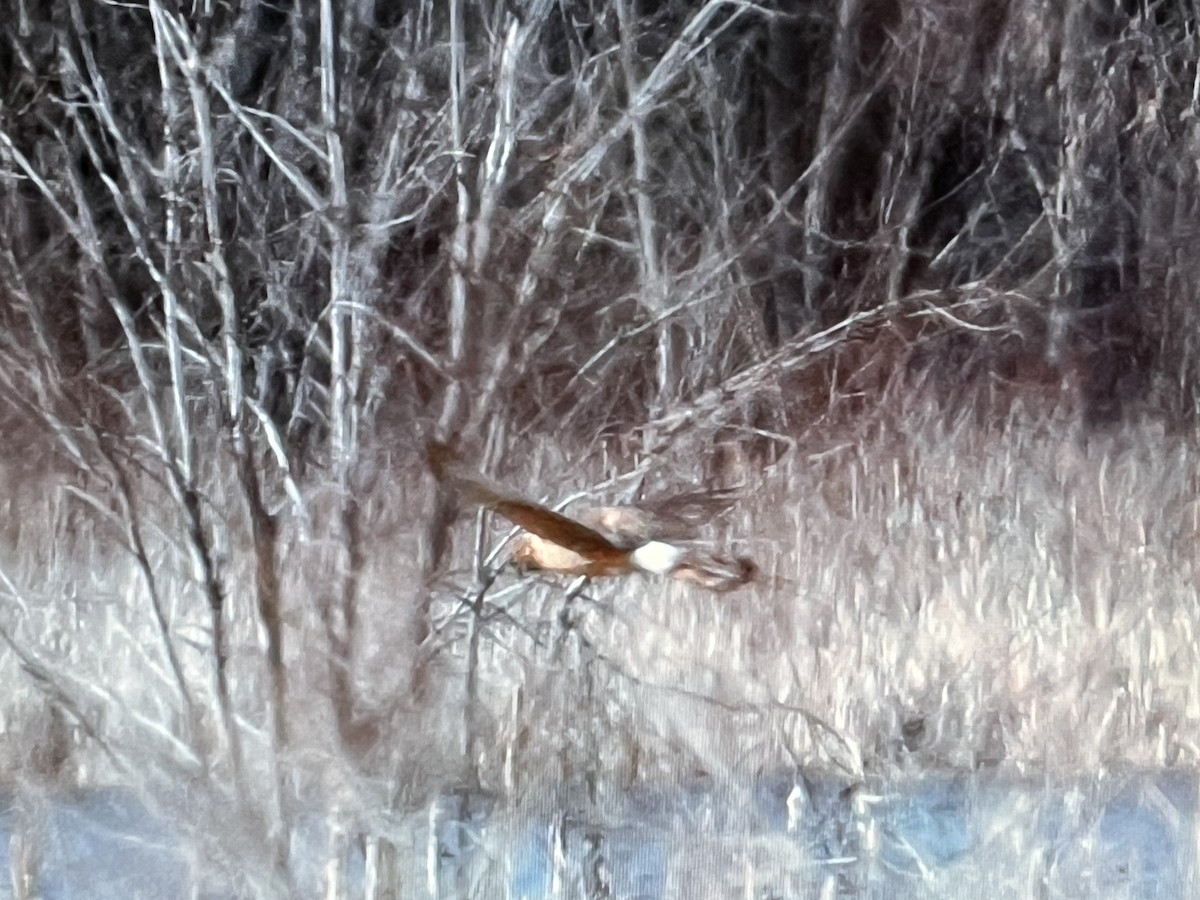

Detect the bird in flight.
[{"left": 427, "top": 442, "right": 756, "bottom": 592}]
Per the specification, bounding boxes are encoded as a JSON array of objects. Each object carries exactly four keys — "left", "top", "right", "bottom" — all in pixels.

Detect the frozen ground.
[{"left": 0, "top": 770, "right": 1194, "bottom": 898}]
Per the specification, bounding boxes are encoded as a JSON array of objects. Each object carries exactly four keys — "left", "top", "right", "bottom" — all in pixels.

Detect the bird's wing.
[
  {"left": 637, "top": 487, "right": 742, "bottom": 530},
  {"left": 427, "top": 442, "right": 622, "bottom": 557},
  {"left": 575, "top": 488, "right": 743, "bottom": 545},
  {"left": 576, "top": 506, "right": 661, "bottom": 548}
]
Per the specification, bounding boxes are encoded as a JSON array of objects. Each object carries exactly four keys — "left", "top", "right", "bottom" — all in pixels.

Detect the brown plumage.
[
  {"left": 427, "top": 441, "right": 633, "bottom": 576},
  {"left": 427, "top": 441, "right": 756, "bottom": 591}
]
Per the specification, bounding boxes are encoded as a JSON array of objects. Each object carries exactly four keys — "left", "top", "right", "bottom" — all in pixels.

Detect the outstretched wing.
[
  {"left": 427, "top": 442, "right": 622, "bottom": 557},
  {"left": 639, "top": 487, "right": 742, "bottom": 529},
  {"left": 582, "top": 487, "right": 743, "bottom": 546}
]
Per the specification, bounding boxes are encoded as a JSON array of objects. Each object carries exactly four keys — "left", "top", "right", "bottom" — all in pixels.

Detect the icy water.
[{"left": 0, "top": 770, "right": 1193, "bottom": 898}]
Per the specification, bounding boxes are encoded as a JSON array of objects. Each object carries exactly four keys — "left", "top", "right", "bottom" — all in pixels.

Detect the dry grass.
[{"left": 4, "top": 364, "right": 1200, "bottom": 782}]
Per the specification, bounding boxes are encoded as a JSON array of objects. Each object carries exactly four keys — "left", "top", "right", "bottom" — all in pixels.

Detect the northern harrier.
[{"left": 427, "top": 442, "right": 756, "bottom": 592}]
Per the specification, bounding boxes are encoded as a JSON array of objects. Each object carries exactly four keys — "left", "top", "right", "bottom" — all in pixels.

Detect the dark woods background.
[
  {"left": 0, "top": 0, "right": 1198, "bottom": 884},
  {"left": 6, "top": 0, "right": 1194, "bottom": 446}
]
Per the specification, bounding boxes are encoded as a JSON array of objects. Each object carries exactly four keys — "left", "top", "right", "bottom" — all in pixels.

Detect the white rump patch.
[{"left": 629, "top": 540, "right": 685, "bottom": 575}]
